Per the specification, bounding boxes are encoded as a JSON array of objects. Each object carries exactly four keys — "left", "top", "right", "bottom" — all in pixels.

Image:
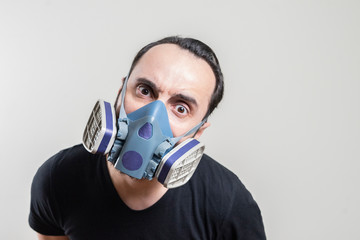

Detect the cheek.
[
  {"left": 169, "top": 122, "right": 181, "bottom": 137},
  {"left": 124, "top": 101, "right": 138, "bottom": 115},
  {"left": 168, "top": 117, "right": 195, "bottom": 138},
  {"left": 167, "top": 113, "right": 183, "bottom": 137},
  {"left": 123, "top": 92, "right": 147, "bottom": 115}
]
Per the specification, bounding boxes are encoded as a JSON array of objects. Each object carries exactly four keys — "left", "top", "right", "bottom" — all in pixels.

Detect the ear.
[{"left": 193, "top": 121, "right": 211, "bottom": 139}]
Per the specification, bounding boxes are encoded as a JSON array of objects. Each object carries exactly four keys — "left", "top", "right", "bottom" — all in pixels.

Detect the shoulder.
[
  {"left": 193, "top": 154, "right": 266, "bottom": 239},
  {"left": 33, "top": 144, "right": 104, "bottom": 198},
  {"left": 30, "top": 144, "right": 96, "bottom": 198},
  {"left": 35, "top": 144, "right": 101, "bottom": 182},
  {"left": 31, "top": 145, "right": 87, "bottom": 193},
  {"left": 195, "top": 154, "right": 254, "bottom": 204},
  {"left": 41, "top": 144, "right": 96, "bottom": 170},
  {"left": 29, "top": 144, "right": 102, "bottom": 235}
]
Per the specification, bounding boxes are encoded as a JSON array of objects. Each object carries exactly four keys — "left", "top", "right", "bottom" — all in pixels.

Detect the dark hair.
[{"left": 128, "top": 36, "right": 224, "bottom": 119}]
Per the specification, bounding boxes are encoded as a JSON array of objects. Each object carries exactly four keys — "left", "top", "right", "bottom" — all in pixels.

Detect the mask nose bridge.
[
  {"left": 152, "top": 99, "right": 167, "bottom": 114},
  {"left": 138, "top": 100, "right": 171, "bottom": 127},
  {"left": 152, "top": 98, "right": 170, "bottom": 116},
  {"left": 153, "top": 99, "right": 176, "bottom": 138},
  {"left": 149, "top": 100, "right": 173, "bottom": 138}
]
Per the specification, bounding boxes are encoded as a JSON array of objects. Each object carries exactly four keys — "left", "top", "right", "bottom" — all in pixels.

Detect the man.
[{"left": 29, "top": 36, "right": 266, "bottom": 239}]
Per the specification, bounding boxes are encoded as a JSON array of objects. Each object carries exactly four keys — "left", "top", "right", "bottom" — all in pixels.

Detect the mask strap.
[
  {"left": 119, "top": 75, "right": 130, "bottom": 120},
  {"left": 154, "top": 118, "right": 207, "bottom": 159},
  {"left": 107, "top": 75, "right": 131, "bottom": 163},
  {"left": 169, "top": 118, "right": 208, "bottom": 146}
]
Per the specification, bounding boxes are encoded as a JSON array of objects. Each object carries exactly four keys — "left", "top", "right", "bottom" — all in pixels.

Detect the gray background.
[{"left": 1, "top": 0, "right": 359, "bottom": 239}]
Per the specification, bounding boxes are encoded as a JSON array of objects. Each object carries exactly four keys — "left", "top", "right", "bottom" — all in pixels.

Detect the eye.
[
  {"left": 137, "top": 85, "right": 152, "bottom": 97},
  {"left": 175, "top": 104, "right": 188, "bottom": 116}
]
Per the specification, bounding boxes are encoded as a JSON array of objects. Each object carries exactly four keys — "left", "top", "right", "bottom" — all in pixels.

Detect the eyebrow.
[
  {"left": 135, "top": 77, "right": 198, "bottom": 107},
  {"left": 173, "top": 93, "right": 198, "bottom": 108}
]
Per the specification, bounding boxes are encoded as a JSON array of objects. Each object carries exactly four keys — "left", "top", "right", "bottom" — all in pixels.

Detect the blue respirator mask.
[{"left": 82, "top": 76, "right": 206, "bottom": 188}]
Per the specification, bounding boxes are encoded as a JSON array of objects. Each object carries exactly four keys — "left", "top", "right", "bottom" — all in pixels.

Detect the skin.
[
  {"left": 37, "top": 234, "right": 69, "bottom": 240},
  {"left": 38, "top": 43, "right": 216, "bottom": 239}
]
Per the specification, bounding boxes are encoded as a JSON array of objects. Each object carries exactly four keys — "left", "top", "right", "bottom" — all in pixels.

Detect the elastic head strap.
[
  {"left": 169, "top": 118, "right": 207, "bottom": 146},
  {"left": 119, "top": 75, "right": 130, "bottom": 120}
]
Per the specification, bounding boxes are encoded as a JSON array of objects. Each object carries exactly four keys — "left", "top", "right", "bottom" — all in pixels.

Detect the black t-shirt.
[{"left": 29, "top": 144, "right": 266, "bottom": 239}]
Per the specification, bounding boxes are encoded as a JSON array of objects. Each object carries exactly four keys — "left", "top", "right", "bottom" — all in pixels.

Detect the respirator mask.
[{"left": 82, "top": 76, "right": 206, "bottom": 188}]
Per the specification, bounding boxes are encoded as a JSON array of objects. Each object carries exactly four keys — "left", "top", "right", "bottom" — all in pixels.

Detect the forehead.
[{"left": 130, "top": 44, "right": 216, "bottom": 111}]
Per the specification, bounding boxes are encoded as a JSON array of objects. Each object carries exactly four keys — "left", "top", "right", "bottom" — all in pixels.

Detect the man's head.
[
  {"left": 115, "top": 36, "right": 224, "bottom": 139},
  {"left": 128, "top": 36, "right": 224, "bottom": 119}
]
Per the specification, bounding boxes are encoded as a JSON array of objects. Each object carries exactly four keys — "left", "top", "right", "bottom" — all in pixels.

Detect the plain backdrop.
[{"left": 1, "top": 0, "right": 359, "bottom": 239}]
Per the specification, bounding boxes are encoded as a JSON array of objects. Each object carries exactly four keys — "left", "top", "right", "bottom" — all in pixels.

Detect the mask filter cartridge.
[
  {"left": 82, "top": 100, "right": 117, "bottom": 154},
  {"left": 156, "top": 138, "right": 204, "bottom": 188}
]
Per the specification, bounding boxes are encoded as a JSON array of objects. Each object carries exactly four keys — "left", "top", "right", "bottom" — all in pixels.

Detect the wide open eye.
[
  {"left": 136, "top": 85, "right": 153, "bottom": 98},
  {"left": 175, "top": 104, "right": 188, "bottom": 116},
  {"left": 139, "top": 86, "right": 150, "bottom": 95}
]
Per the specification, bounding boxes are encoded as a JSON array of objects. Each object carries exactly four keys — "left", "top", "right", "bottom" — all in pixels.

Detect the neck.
[{"left": 107, "top": 161, "right": 168, "bottom": 211}]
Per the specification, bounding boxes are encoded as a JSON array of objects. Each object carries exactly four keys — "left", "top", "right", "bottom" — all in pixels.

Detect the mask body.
[
  {"left": 112, "top": 100, "right": 173, "bottom": 180},
  {"left": 83, "top": 76, "right": 206, "bottom": 188}
]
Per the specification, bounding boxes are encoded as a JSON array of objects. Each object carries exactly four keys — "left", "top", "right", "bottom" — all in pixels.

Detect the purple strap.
[{"left": 97, "top": 102, "right": 114, "bottom": 153}]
